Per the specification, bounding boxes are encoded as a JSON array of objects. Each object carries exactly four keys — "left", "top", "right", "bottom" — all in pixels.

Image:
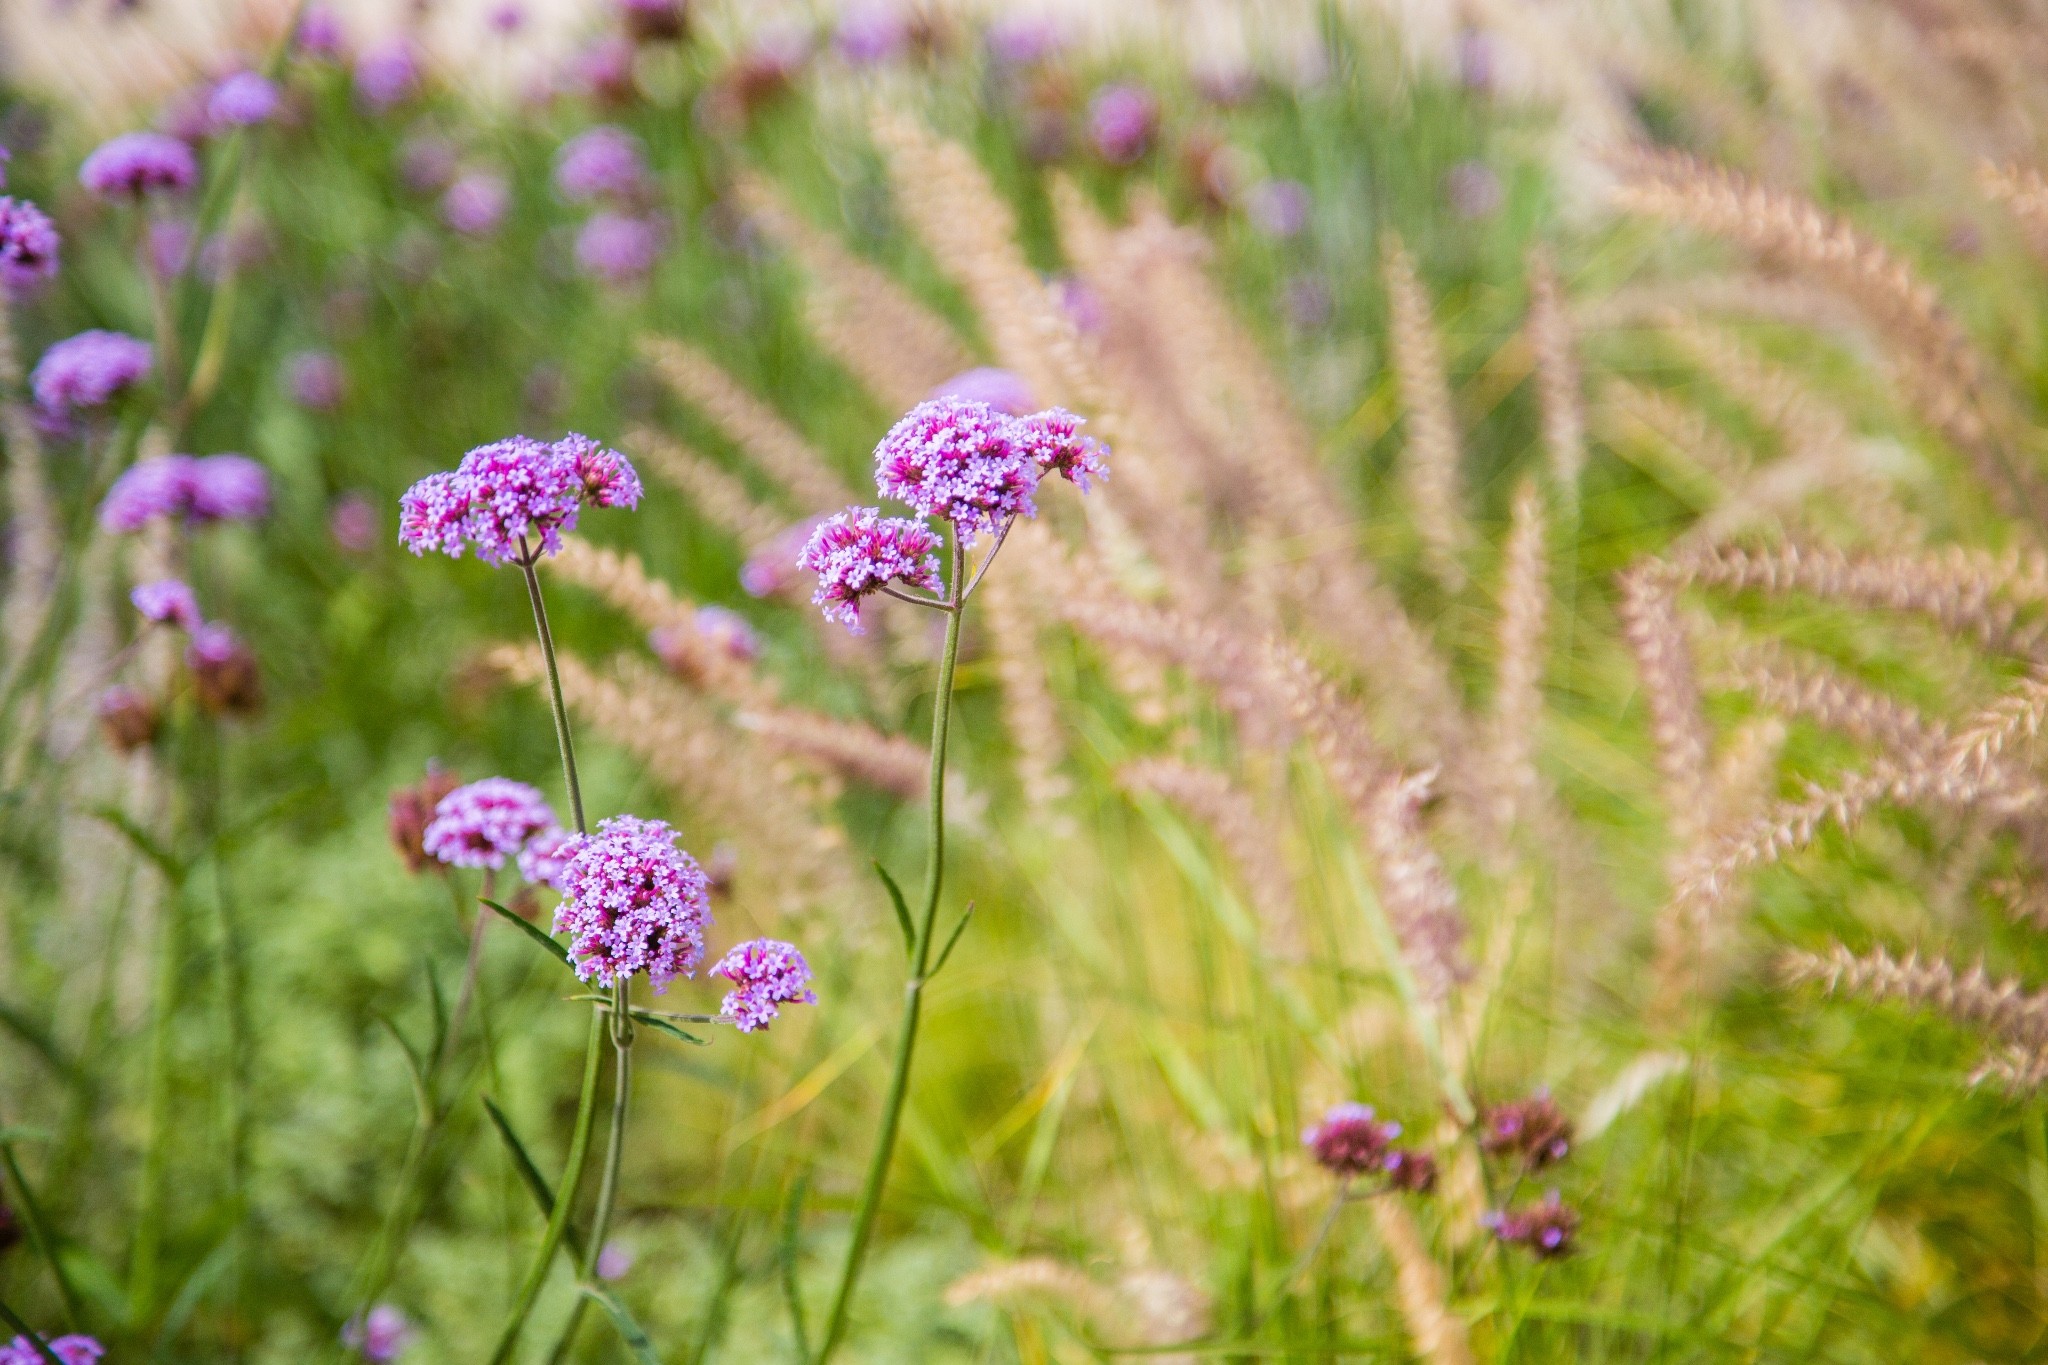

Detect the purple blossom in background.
[
  {"left": 1487, "top": 1191, "right": 1579, "bottom": 1259},
  {"left": 573, "top": 212, "right": 661, "bottom": 282},
  {"left": 693, "top": 604, "right": 759, "bottom": 661},
  {"left": 397, "top": 135, "right": 458, "bottom": 193},
  {"left": 190, "top": 454, "right": 271, "bottom": 521},
  {"left": 0, "top": 1335, "right": 105, "bottom": 1365},
  {"left": 158, "top": 85, "right": 218, "bottom": 144},
  {"left": 1088, "top": 84, "right": 1158, "bottom": 164},
  {"left": 1301, "top": 1102, "right": 1402, "bottom": 1177},
  {"left": 399, "top": 433, "right": 637, "bottom": 564},
  {"left": 1011, "top": 407, "right": 1108, "bottom": 491},
  {"left": 208, "top": 71, "right": 280, "bottom": 128},
  {"left": 1054, "top": 275, "right": 1104, "bottom": 335},
  {"left": 552, "top": 814, "right": 711, "bottom": 993},
  {"left": 1382, "top": 1147, "right": 1438, "bottom": 1193},
  {"left": 1283, "top": 273, "right": 1332, "bottom": 330},
  {"left": 488, "top": 2, "right": 526, "bottom": 34},
  {"left": 99, "top": 454, "right": 270, "bottom": 531},
  {"left": 148, "top": 219, "right": 194, "bottom": 278},
  {"left": 517, "top": 825, "right": 574, "bottom": 890},
  {"left": 329, "top": 493, "right": 378, "bottom": 552},
  {"left": 741, "top": 516, "right": 822, "bottom": 598},
  {"left": 710, "top": 938, "right": 815, "bottom": 1032},
  {"left": 1479, "top": 1089, "right": 1573, "bottom": 1170},
  {"left": 873, "top": 396, "right": 1036, "bottom": 536},
  {"left": 341, "top": 1304, "right": 413, "bottom": 1362},
  {"left": 1192, "top": 60, "right": 1258, "bottom": 107},
  {"left": 0, "top": 197, "right": 59, "bottom": 290},
  {"left": 297, "top": 3, "right": 346, "bottom": 59},
  {"left": 130, "top": 578, "right": 201, "bottom": 630},
  {"left": 553, "top": 126, "right": 645, "bottom": 202},
  {"left": 1456, "top": 30, "right": 1497, "bottom": 93},
  {"left": 595, "top": 1240, "right": 636, "bottom": 1281},
  {"left": 355, "top": 40, "right": 420, "bottom": 111},
  {"left": 797, "top": 506, "right": 942, "bottom": 633},
  {"left": 442, "top": 173, "right": 510, "bottom": 236},
  {"left": 1445, "top": 160, "right": 1503, "bottom": 219},
  {"left": 985, "top": 14, "right": 1062, "bottom": 65},
  {"left": 573, "top": 36, "right": 637, "bottom": 101},
  {"left": 929, "top": 367, "right": 1033, "bottom": 417},
  {"left": 835, "top": 4, "right": 908, "bottom": 64},
  {"left": 31, "top": 331, "right": 152, "bottom": 415},
  {"left": 1244, "top": 178, "right": 1312, "bottom": 238},
  {"left": 422, "top": 777, "right": 557, "bottom": 870},
  {"left": 79, "top": 132, "right": 197, "bottom": 198},
  {"left": 288, "top": 350, "right": 347, "bottom": 409},
  {"left": 618, "top": 0, "right": 687, "bottom": 43}
]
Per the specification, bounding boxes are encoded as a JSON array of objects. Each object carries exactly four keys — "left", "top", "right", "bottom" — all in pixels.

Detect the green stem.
[
  {"left": 0, "top": 1295, "right": 64, "bottom": 1365},
  {"left": 815, "top": 534, "right": 968, "bottom": 1364},
  {"left": 131, "top": 879, "right": 182, "bottom": 1322},
  {"left": 0, "top": 1143, "right": 80, "bottom": 1327},
  {"left": 549, "top": 979, "right": 637, "bottom": 1362},
  {"left": 518, "top": 549, "right": 585, "bottom": 836},
  {"left": 486, "top": 1009, "right": 604, "bottom": 1365}
]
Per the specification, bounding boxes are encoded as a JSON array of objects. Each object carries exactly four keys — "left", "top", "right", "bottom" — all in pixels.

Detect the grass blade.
[
  {"left": 373, "top": 1014, "right": 431, "bottom": 1124},
  {"left": 630, "top": 1011, "right": 709, "bottom": 1047},
  {"left": 930, "top": 901, "right": 975, "bottom": 977},
  {"left": 872, "top": 861, "right": 914, "bottom": 958},
  {"left": 89, "top": 805, "right": 186, "bottom": 887},
  {"left": 482, "top": 1096, "right": 586, "bottom": 1262},
  {"left": 1, "top": 1142, "right": 81, "bottom": 1326},
  {"left": 0, "top": 1295, "right": 64, "bottom": 1365},
  {"left": 582, "top": 1285, "right": 663, "bottom": 1365},
  {"left": 0, "top": 1001, "right": 78, "bottom": 1085},
  {"left": 482, "top": 899, "right": 572, "bottom": 971}
]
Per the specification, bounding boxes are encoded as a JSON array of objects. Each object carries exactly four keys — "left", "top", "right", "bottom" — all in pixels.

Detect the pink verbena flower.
[
  {"left": 797, "top": 506, "right": 942, "bottom": 633},
  {"left": 32, "top": 331, "right": 152, "bottom": 414},
  {"left": 1301, "top": 1102, "right": 1401, "bottom": 1178},
  {"left": 396, "top": 471, "right": 471, "bottom": 557},
  {"left": 1010, "top": 407, "right": 1107, "bottom": 491},
  {"left": 1381, "top": 1147, "right": 1438, "bottom": 1193},
  {"left": 79, "top": 133, "right": 198, "bottom": 198},
  {"left": 1478, "top": 1089, "right": 1573, "bottom": 1170},
  {"left": 442, "top": 173, "right": 510, "bottom": 236},
  {"left": 0, "top": 1335, "right": 104, "bottom": 1365},
  {"left": 422, "top": 778, "right": 557, "bottom": 870},
  {"left": 208, "top": 72, "right": 281, "bottom": 128},
  {"left": 574, "top": 212, "right": 661, "bottom": 283},
  {"left": 1486, "top": 1190, "right": 1579, "bottom": 1259},
  {"left": 553, "top": 126, "right": 646, "bottom": 202},
  {"left": 189, "top": 454, "right": 271, "bottom": 521},
  {"left": 516, "top": 825, "right": 573, "bottom": 890},
  {"left": 399, "top": 435, "right": 631, "bottom": 565},
  {"left": 1088, "top": 84, "right": 1157, "bottom": 164},
  {"left": 289, "top": 350, "right": 347, "bottom": 409},
  {"left": 928, "top": 367, "right": 1033, "bottom": 416},
  {"left": 710, "top": 938, "right": 815, "bottom": 1032},
  {"left": 552, "top": 815, "right": 710, "bottom": 993},
  {"left": 0, "top": 197, "right": 59, "bottom": 290},
  {"left": 341, "top": 1304, "right": 413, "bottom": 1362},
  {"left": 872, "top": 397, "right": 1036, "bottom": 536},
  {"left": 556, "top": 431, "right": 643, "bottom": 508},
  {"left": 131, "top": 578, "right": 201, "bottom": 630},
  {"left": 297, "top": 3, "right": 346, "bottom": 59},
  {"left": 355, "top": 40, "right": 420, "bottom": 111},
  {"left": 99, "top": 454, "right": 269, "bottom": 531}
]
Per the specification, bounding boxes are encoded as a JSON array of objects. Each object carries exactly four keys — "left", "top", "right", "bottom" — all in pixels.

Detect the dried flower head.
[
  {"left": 517, "top": 825, "right": 573, "bottom": 890},
  {"left": 798, "top": 506, "right": 943, "bottom": 633},
  {"left": 399, "top": 434, "right": 637, "bottom": 564},
  {"left": 388, "top": 764, "right": 462, "bottom": 873},
  {"left": 96, "top": 685, "right": 159, "bottom": 752},
  {"left": 710, "top": 937, "right": 816, "bottom": 1031},
  {"left": 341, "top": 1304, "right": 412, "bottom": 1362},
  {"left": 0, "top": 197, "right": 59, "bottom": 289},
  {"left": 422, "top": 777, "right": 557, "bottom": 870},
  {"left": 79, "top": 133, "right": 197, "bottom": 198},
  {"left": 186, "top": 623, "right": 263, "bottom": 716},
  {"left": 873, "top": 396, "right": 1037, "bottom": 535},
  {"left": 554, "top": 126, "right": 646, "bottom": 202},
  {"left": 1301, "top": 1102, "right": 1402, "bottom": 1178},
  {"left": 208, "top": 72, "right": 281, "bottom": 128},
  {"left": 618, "top": 0, "right": 686, "bottom": 43},
  {"left": 1487, "top": 1191, "right": 1579, "bottom": 1258},
  {"left": 32, "top": 332, "right": 152, "bottom": 415},
  {"left": 130, "top": 578, "right": 201, "bottom": 630},
  {"left": 553, "top": 815, "right": 711, "bottom": 992},
  {"left": 1478, "top": 1090, "right": 1573, "bottom": 1170}
]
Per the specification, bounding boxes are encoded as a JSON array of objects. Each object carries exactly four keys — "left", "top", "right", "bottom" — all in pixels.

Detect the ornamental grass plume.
[
  {"left": 622, "top": 428, "right": 791, "bottom": 551},
  {"left": 421, "top": 778, "right": 557, "bottom": 869},
  {"left": 551, "top": 814, "right": 710, "bottom": 992},
  {"left": 709, "top": 938, "right": 816, "bottom": 1031},
  {"left": 32, "top": 331, "right": 151, "bottom": 415},
  {"left": 1383, "top": 235, "right": 1473, "bottom": 592},
  {"left": 638, "top": 335, "right": 856, "bottom": 512}
]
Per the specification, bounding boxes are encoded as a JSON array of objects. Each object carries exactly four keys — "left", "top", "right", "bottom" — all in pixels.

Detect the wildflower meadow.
[{"left": 4, "top": 2, "right": 2048, "bottom": 1362}]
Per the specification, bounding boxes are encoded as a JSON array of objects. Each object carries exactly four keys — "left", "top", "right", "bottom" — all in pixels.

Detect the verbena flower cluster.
[
  {"left": 797, "top": 506, "right": 941, "bottom": 633},
  {"left": 551, "top": 815, "right": 711, "bottom": 993},
  {"left": 131, "top": 578, "right": 202, "bottom": 630},
  {"left": 208, "top": 71, "right": 281, "bottom": 127},
  {"left": 1479, "top": 1089, "right": 1579, "bottom": 1257},
  {"left": 554, "top": 125, "right": 646, "bottom": 201},
  {"left": 1300, "top": 1102, "right": 1434, "bottom": 1191},
  {"left": 100, "top": 453, "right": 271, "bottom": 531},
  {"left": 399, "top": 433, "right": 639, "bottom": 564},
  {"left": 31, "top": 331, "right": 152, "bottom": 415},
  {"left": 709, "top": 938, "right": 816, "bottom": 1032},
  {"left": 388, "top": 764, "right": 462, "bottom": 874},
  {"left": 516, "top": 825, "right": 574, "bottom": 890},
  {"left": 1485, "top": 1190, "right": 1579, "bottom": 1259},
  {"left": 341, "top": 1305, "right": 413, "bottom": 1363},
  {"left": 0, "top": 1334, "right": 103, "bottom": 1365},
  {"left": 422, "top": 778, "right": 557, "bottom": 870},
  {"left": 186, "top": 623, "right": 263, "bottom": 716},
  {"left": 0, "top": 196, "right": 59, "bottom": 290},
  {"left": 79, "top": 132, "right": 197, "bottom": 198}
]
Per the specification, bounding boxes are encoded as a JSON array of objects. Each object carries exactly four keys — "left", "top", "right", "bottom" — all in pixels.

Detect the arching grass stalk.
[{"left": 815, "top": 533, "right": 969, "bottom": 1363}]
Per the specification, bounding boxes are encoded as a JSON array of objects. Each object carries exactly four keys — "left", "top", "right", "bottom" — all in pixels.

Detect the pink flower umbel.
[
  {"left": 552, "top": 815, "right": 711, "bottom": 994},
  {"left": 32, "top": 331, "right": 152, "bottom": 415},
  {"left": 873, "top": 397, "right": 1036, "bottom": 536},
  {"left": 1301, "top": 1102, "right": 1401, "bottom": 1178},
  {"left": 1010, "top": 408, "right": 1108, "bottom": 491},
  {"left": 798, "top": 507, "right": 942, "bottom": 633},
  {"left": 0, "top": 197, "right": 59, "bottom": 290},
  {"left": 398, "top": 434, "right": 637, "bottom": 564},
  {"left": 516, "top": 825, "right": 574, "bottom": 890},
  {"left": 710, "top": 938, "right": 815, "bottom": 1032},
  {"left": 1088, "top": 84, "right": 1158, "bottom": 164},
  {"left": 79, "top": 132, "right": 198, "bottom": 198},
  {"left": 442, "top": 173, "right": 510, "bottom": 236},
  {"left": 554, "top": 126, "right": 646, "bottom": 202},
  {"left": 574, "top": 212, "right": 662, "bottom": 283},
  {"left": 422, "top": 778, "right": 557, "bottom": 870},
  {"left": 131, "top": 578, "right": 201, "bottom": 630},
  {"left": 341, "top": 1304, "right": 414, "bottom": 1362},
  {"left": 207, "top": 72, "right": 281, "bottom": 128},
  {"left": 1487, "top": 1190, "right": 1579, "bottom": 1259},
  {"left": 0, "top": 1335, "right": 105, "bottom": 1365},
  {"left": 1478, "top": 1089, "right": 1573, "bottom": 1170},
  {"left": 557, "top": 431, "right": 644, "bottom": 507},
  {"left": 100, "top": 454, "right": 269, "bottom": 531}
]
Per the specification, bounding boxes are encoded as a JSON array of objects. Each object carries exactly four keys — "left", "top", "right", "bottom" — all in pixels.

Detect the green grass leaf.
[
  {"left": 481, "top": 1096, "right": 586, "bottom": 1262},
  {"left": 582, "top": 1284, "right": 664, "bottom": 1365},
  {"left": 482, "top": 898, "right": 572, "bottom": 971},
  {"left": 631, "top": 1011, "right": 709, "bottom": 1046},
  {"left": 930, "top": 901, "right": 975, "bottom": 977},
  {"left": 873, "top": 860, "right": 915, "bottom": 958}
]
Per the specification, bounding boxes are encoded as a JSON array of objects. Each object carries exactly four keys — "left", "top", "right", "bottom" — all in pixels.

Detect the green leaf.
[
  {"left": 481, "top": 898, "right": 573, "bottom": 971},
  {"left": 631, "top": 1011, "right": 709, "bottom": 1047},
  {"left": 872, "top": 860, "right": 914, "bottom": 958},
  {"left": 481, "top": 1096, "right": 586, "bottom": 1262},
  {"left": 425, "top": 961, "right": 448, "bottom": 1068},
  {"left": 89, "top": 805, "right": 187, "bottom": 886},
  {"left": 581, "top": 1285, "right": 664, "bottom": 1365},
  {"left": 373, "top": 1013, "right": 431, "bottom": 1123},
  {"left": 930, "top": 901, "right": 976, "bottom": 977}
]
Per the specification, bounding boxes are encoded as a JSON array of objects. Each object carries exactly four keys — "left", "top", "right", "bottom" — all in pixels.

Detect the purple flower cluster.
[
  {"left": 797, "top": 507, "right": 941, "bottom": 633},
  {"left": 1010, "top": 408, "right": 1109, "bottom": 492},
  {"left": 31, "top": 331, "right": 152, "bottom": 415},
  {"left": 1301, "top": 1102, "right": 1436, "bottom": 1192},
  {"left": 355, "top": 40, "right": 420, "bottom": 110},
  {"left": 99, "top": 454, "right": 271, "bottom": 532},
  {"left": 0, "top": 1335, "right": 103, "bottom": 1365},
  {"left": 442, "top": 172, "right": 510, "bottom": 236},
  {"left": 187, "top": 622, "right": 263, "bottom": 715},
  {"left": 574, "top": 212, "right": 661, "bottom": 283},
  {"left": 1486, "top": 1190, "right": 1579, "bottom": 1259},
  {"left": 551, "top": 815, "right": 711, "bottom": 993},
  {"left": 1478, "top": 1089, "right": 1573, "bottom": 1170},
  {"left": 873, "top": 396, "right": 1107, "bottom": 535},
  {"left": 554, "top": 126, "right": 646, "bottom": 202},
  {"left": 709, "top": 938, "right": 815, "bottom": 1032},
  {"left": 516, "top": 825, "right": 574, "bottom": 890},
  {"left": 79, "top": 132, "right": 198, "bottom": 198},
  {"left": 131, "top": 578, "right": 202, "bottom": 630},
  {"left": 0, "top": 197, "right": 59, "bottom": 290},
  {"left": 297, "top": 4, "right": 346, "bottom": 60},
  {"left": 1089, "top": 84, "right": 1158, "bottom": 164},
  {"left": 288, "top": 350, "right": 347, "bottom": 409},
  {"left": 398, "top": 433, "right": 639, "bottom": 565},
  {"left": 208, "top": 71, "right": 281, "bottom": 128},
  {"left": 928, "top": 367, "right": 1033, "bottom": 417},
  {"left": 421, "top": 778, "right": 557, "bottom": 870},
  {"left": 341, "top": 1304, "right": 413, "bottom": 1362}
]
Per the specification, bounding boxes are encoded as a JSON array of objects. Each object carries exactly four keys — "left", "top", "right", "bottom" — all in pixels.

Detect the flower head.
[
  {"left": 574, "top": 212, "right": 661, "bottom": 282},
  {"left": 289, "top": 350, "right": 347, "bottom": 410},
  {"left": 422, "top": 778, "right": 557, "bottom": 870},
  {"left": 554, "top": 126, "right": 646, "bottom": 202},
  {"left": 189, "top": 454, "right": 271, "bottom": 521},
  {"left": 1478, "top": 1089, "right": 1573, "bottom": 1170},
  {"left": 1381, "top": 1148, "right": 1438, "bottom": 1194},
  {"left": 1010, "top": 407, "right": 1107, "bottom": 491},
  {"left": 208, "top": 72, "right": 281, "bottom": 128},
  {"left": 32, "top": 331, "right": 152, "bottom": 415},
  {"left": 355, "top": 40, "right": 420, "bottom": 110},
  {"left": 389, "top": 764, "right": 462, "bottom": 873},
  {"left": 797, "top": 506, "right": 942, "bottom": 633},
  {"left": 0, "top": 197, "right": 59, "bottom": 290},
  {"left": 1089, "top": 84, "right": 1158, "bottom": 164},
  {"left": 399, "top": 434, "right": 632, "bottom": 564},
  {"left": 835, "top": 5, "right": 909, "bottom": 64},
  {"left": 556, "top": 431, "right": 643, "bottom": 508},
  {"left": 596, "top": 1240, "right": 637, "bottom": 1281},
  {"left": 552, "top": 815, "right": 711, "bottom": 993},
  {"left": 131, "top": 578, "right": 201, "bottom": 630},
  {"left": 100, "top": 454, "right": 269, "bottom": 531},
  {"left": 1487, "top": 1190, "right": 1579, "bottom": 1259},
  {"left": 297, "top": 3, "right": 347, "bottom": 59},
  {"left": 873, "top": 397, "right": 1036, "bottom": 536},
  {"left": 710, "top": 938, "right": 815, "bottom": 1032},
  {"left": 442, "top": 172, "right": 510, "bottom": 236},
  {"left": 97, "top": 685, "right": 159, "bottom": 752},
  {"left": 517, "top": 825, "right": 575, "bottom": 891},
  {"left": 0, "top": 1336, "right": 104, "bottom": 1365},
  {"left": 929, "top": 367, "right": 1033, "bottom": 417},
  {"left": 342, "top": 1304, "right": 413, "bottom": 1362},
  {"left": 79, "top": 133, "right": 198, "bottom": 198},
  {"left": 1301, "top": 1102, "right": 1401, "bottom": 1178},
  {"left": 186, "top": 624, "right": 263, "bottom": 716}
]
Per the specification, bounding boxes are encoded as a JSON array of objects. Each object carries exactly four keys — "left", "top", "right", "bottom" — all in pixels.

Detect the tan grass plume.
[{"left": 1384, "top": 236, "right": 1473, "bottom": 592}]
